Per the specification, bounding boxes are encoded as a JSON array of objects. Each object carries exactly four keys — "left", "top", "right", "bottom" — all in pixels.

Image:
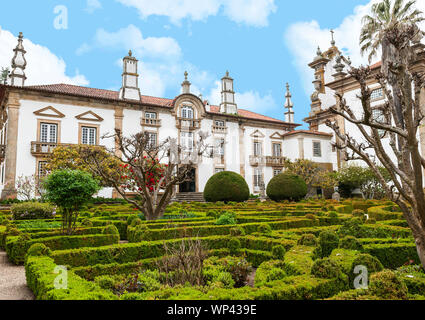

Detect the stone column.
[
  {"left": 298, "top": 138, "right": 304, "bottom": 159},
  {"left": 1, "top": 93, "right": 20, "bottom": 199},
  {"left": 238, "top": 124, "right": 245, "bottom": 178},
  {"left": 112, "top": 106, "right": 124, "bottom": 199}
]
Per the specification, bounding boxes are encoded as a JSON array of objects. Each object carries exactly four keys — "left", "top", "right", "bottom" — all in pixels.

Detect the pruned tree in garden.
[
  {"left": 80, "top": 130, "right": 212, "bottom": 221},
  {"left": 283, "top": 159, "right": 337, "bottom": 198},
  {"left": 326, "top": 0, "right": 425, "bottom": 267}
]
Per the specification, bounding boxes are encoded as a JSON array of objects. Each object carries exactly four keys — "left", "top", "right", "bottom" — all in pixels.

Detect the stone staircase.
[{"left": 173, "top": 192, "right": 206, "bottom": 203}]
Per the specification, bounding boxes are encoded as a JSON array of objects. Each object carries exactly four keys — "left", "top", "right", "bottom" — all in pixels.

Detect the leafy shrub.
[
  {"left": 311, "top": 258, "right": 342, "bottom": 279},
  {"left": 348, "top": 254, "right": 383, "bottom": 286},
  {"left": 204, "top": 171, "right": 250, "bottom": 203},
  {"left": 26, "top": 243, "right": 51, "bottom": 258},
  {"left": 11, "top": 202, "right": 55, "bottom": 220},
  {"left": 318, "top": 231, "right": 339, "bottom": 258},
  {"left": 297, "top": 233, "right": 318, "bottom": 246},
  {"left": 352, "top": 209, "right": 365, "bottom": 217},
  {"left": 215, "top": 272, "right": 235, "bottom": 289},
  {"left": 103, "top": 225, "right": 120, "bottom": 236},
  {"left": 369, "top": 270, "right": 408, "bottom": 300},
  {"left": 365, "top": 218, "right": 376, "bottom": 224},
  {"left": 207, "top": 210, "right": 219, "bottom": 218},
  {"left": 215, "top": 212, "right": 236, "bottom": 225},
  {"left": 130, "top": 218, "right": 143, "bottom": 227},
  {"left": 95, "top": 275, "right": 116, "bottom": 291},
  {"left": 340, "top": 236, "right": 363, "bottom": 251},
  {"left": 257, "top": 223, "right": 272, "bottom": 234},
  {"left": 266, "top": 173, "right": 307, "bottom": 201},
  {"left": 81, "top": 218, "right": 93, "bottom": 227},
  {"left": 305, "top": 214, "right": 317, "bottom": 220},
  {"left": 227, "top": 238, "right": 241, "bottom": 253},
  {"left": 272, "top": 245, "right": 286, "bottom": 259},
  {"left": 230, "top": 226, "right": 245, "bottom": 236}
]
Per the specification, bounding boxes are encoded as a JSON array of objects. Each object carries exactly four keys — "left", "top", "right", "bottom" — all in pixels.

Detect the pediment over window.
[
  {"left": 75, "top": 110, "right": 104, "bottom": 122},
  {"left": 270, "top": 132, "right": 283, "bottom": 140},
  {"left": 250, "top": 130, "right": 265, "bottom": 138},
  {"left": 33, "top": 106, "right": 65, "bottom": 118}
]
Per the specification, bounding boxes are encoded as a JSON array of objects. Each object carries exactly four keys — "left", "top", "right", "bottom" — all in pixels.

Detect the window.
[
  {"left": 313, "top": 141, "right": 322, "bottom": 157},
  {"left": 181, "top": 106, "right": 194, "bottom": 119},
  {"left": 253, "top": 141, "right": 262, "bottom": 156},
  {"left": 181, "top": 132, "right": 194, "bottom": 152},
  {"left": 38, "top": 161, "right": 48, "bottom": 178},
  {"left": 372, "top": 108, "right": 386, "bottom": 138},
  {"left": 215, "top": 120, "right": 225, "bottom": 127},
  {"left": 272, "top": 143, "right": 282, "bottom": 157},
  {"left": 215, "top": 168, "right": 225, "bottom": 173},
  {"left": 145, "top": 112, "right": 157, "bottom": 119},
  {"left": 81, "top": 126, "right": 97, "bottom": 145},
  {"left": 273, "top": 168, "right": 282, "bottom": 176},
  {"left": 147, "top": 132, "right": 157, "bottom": 148},
  {"left": 40, "top": 123, "right": 57, "bottom": 143},
  {"left": 253, "top": 168, "right": 262, "bottom": 188},
  {"left": 371, "top": 88, "right": 384, "bottom": 100}
]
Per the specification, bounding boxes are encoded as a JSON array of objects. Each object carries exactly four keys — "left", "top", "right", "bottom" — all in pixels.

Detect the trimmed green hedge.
[
  {"left": 363, "top": 243, "right": 420, "bottom": 269},
  {"left": 204, "top": 171, "right": 250, "bottom": 203},
  {"left": 25, "top": 255, "right": 117, "bottom": 300},
  {"left": 6, "top": 233, "right": 119, "bottom": 265},
  {"left": 266, "top": 173, "right": 307, "bottom": 202}
]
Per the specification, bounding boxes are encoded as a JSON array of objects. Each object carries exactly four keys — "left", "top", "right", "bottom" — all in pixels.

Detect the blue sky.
[{"left": 0, "top": 0, "right": 378, "bottom": 128}]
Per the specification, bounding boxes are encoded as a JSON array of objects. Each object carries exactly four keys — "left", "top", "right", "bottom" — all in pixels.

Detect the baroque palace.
[{"left": 4, "top": 32, "right": 423, "bottom": 200}]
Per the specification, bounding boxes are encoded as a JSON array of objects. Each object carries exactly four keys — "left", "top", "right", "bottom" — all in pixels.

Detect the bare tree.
[
  {"left": 80, "top": 129, "right": 212, "bottom": 220},
  {"left": 326, "top": 23, "right": 425, "bottom": 267}
]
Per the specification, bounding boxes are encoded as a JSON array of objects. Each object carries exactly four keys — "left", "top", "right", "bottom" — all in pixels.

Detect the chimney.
[
  {"left": 10, "top": 32, "right": 27, "bottom": 86},
  {"left": 220, "top": 71, "right": 237, "bottom": 114},
  {"left": 119, "top": 50, "right": 141, "bottom": 101}
]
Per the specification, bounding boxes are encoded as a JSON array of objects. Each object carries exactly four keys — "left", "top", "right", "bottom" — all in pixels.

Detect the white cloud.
[
  {"left": 285, "top": 0, "right": 425, "bottom": 96},
  {"left": 85, "top": 0, "right": 102, "bottom": 14},
  {"left": 207, "top": 80, "right": 277, "bottom": 113},
  {"left": 115, "top": 0, "right": 276, "bottom": 27},
  {"left": 78, "top": 25, "right": 181, "bottom": 60},
  {"left": 0, "top": 27, "right": 89, "bottom": 86}
]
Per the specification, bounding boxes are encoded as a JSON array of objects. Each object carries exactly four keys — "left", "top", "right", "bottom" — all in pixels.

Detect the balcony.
[
  {"left": 249, "top": 155, "right": 286, "bottom": 167},
  {"left": 31, "top": 141, "right": 59, "bottom": 156},
  {"left": 141, "top": 117, "right": 161, "bottom": 127},
  {"left": 212, "top": 125, "right": 227, "bottom": 134},
  {"left": 176, "top": 118, "right": 201, "bottom": 130}
]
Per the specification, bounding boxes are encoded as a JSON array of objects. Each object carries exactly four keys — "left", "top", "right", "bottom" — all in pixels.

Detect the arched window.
[{"left": 181, "top": 106, "right": 194, "bottom": 119}]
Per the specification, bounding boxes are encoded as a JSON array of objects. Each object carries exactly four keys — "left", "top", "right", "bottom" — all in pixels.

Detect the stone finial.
[
  {"left": 284, "top": 82, "right": 294, "bottom": 123},
  {"left": 10, "top": 32, "right": 27, "bottom": 86},
  {"left": 181, "top": 71, "right": 191, "bottom": 94},
  {"left": 331, "top": 29, "right": 336, "bottom": 46}
]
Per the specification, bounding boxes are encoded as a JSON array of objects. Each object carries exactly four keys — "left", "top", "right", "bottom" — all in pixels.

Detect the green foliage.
[
  {"left": 215, "top": 211, "right": 236, "bottom": 225},
  {"left": 311, "top": 258, "right": 342, "bottom": 279},
  {"left": 369, "top": 270, "right": 408, "bottom": 300},
  {"left": 317, "top": 231, "right": 339, "bottom": 258},
  {"left": 340, "top": 236, "right": 363, "bottom": 251},
  {"left": 348, "top": 254, "right": 383, "bottom": 286},
  {"left": 257, "top": 223, "right": 272, "bottom": 234},
  {"left": 227, "top": 238, "right": 241, "bottom": 253},
  {"left": 11, "top": 202, "right": 55, "bottom": 220},
  {"left": 272, "top": 245, "right": 286, "bottom": 259},
  {"left": 204, "top": 171, "right": 250, "bottom": 202},
  {"left": 230, "top": 226, "right": 246, "bottom": 236},
  {"left": 297, "top": 234, "right": 318, "bottom": 246},
  {"left": 103, "top": 225, "right": 120, "bottom": 236},
  {"left": 266, "top": 173, "right": 308, "bottom": 201},
  {"left": 26, "top": 243, "right": 51, "bottom": 258}
]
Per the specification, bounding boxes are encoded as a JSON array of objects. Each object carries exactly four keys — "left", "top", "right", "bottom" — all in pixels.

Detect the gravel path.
[{"left": 0, "top": 250, "right": 35, "bottom": 300}]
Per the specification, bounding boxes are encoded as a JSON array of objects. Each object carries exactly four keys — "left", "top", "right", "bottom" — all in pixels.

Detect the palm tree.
[{"left": 360, "top": 0, "right": 424, "bottom": 63}]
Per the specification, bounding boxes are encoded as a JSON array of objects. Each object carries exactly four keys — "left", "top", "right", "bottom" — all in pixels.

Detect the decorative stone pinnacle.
[
  {"left": 226, "top": 70, "right": 229, "bottom": 77},
  {"left": 128, "top": 50, "right": 132, "bottom": 57},
  {"left": 331, "top": 29, "right": 336, "bottom": 46},
  {"left": 184, "top": 71, "right": 188, "bottom": 81}
]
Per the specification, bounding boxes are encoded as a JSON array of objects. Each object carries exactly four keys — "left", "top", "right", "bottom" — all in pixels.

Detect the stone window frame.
[
  {"left": 271, "top": 141, "right": 283, "bottom": 157},
  {"left": 36, "top": 119, "right": 62, "bottom": 144},
  {"left": 312, "top": 140, "right": 322, "bottom": 158},
  {"left": 78, "top": 122, "right": 100, "bottom": 146}
]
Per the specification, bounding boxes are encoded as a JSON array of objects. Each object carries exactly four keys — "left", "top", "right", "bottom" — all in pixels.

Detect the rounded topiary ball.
[
  {"left": 340, "top": 236, "right": 363, "bottom": 251},
  {"left": 272, "top": 245, "right": 286, "bottom": 259},
  {"left": 204, "top": 171, "right": 249, "bottom": 203},
  {"left": 103, "top": 224, "right": 119, "bottom": 235},
  {"left": 311, "top": 258, "right": 341, "bottom": 279},
  {"left": 349, "top": 253, "right": 383, "bottom": 284},
  {"left": 26, "top": 243, "right": 51, "bottom": 258},
  {"left": 266, "top": 173, "right": 307, "bottom": 202},
  {"left": 318, "top": 230, "right": 339, "bottom": 257},
  {"left": 369, "top": 270, "right": 407, "bottom": 300},
  {"left": 297, "top": 233, "right": 318, "bottom": 246},
  {"left": 228, "top": 238, "right": 241, "bottom": 253}
]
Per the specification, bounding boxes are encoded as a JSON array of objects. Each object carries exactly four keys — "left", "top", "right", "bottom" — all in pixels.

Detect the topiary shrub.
[
  {"left": 340, "top": 236, "right": 363, "bottom": 251},
  {"left": 318, "top": 230, "right": 339, "bottom": 258},
  {"left": 228, "top": 238, "right": 241, "bottom": 253},
  {"left": 103, "top": 225, "right": 120, "bottom": 235},
  {"left": 369, "top": 270, "right": 408, "bottom": 300},
  {"left": 311, "top": 258, "right": 342, "bottom": 279},
  {"left": 266, "top": 173, "right": 307, "bottom": 201},
  {"left": 130, "top": 218, "right": 143, "bottom": 227},
  {"left": 348, "top": 253, "right": 383, "bottom": 286},
  {"left": 352, "top": 209, "right": 365, "bottom": 217},
  {"left": 365, "top": 218, "right": 376, "bottom": 224},
  {"left": 11, "top": 202, "right": 55, "bottom": 220},
  {"left": 272, "top": 245, "right": 286, "bottom": 259},
  {"left": 26, "top": 243, "right": 51, "bottom": 258},
  {"left": 204, "top": 171, "right": 249, "bottom": 203},
  {"left": 297, "top": 233, "right": 318, "bottom": 246},
  {"left": 81, "top": 218, "right": 93, "bottom": 227},
  {"left": 215, "top": 211, "right": 236, "bottom": 225},
  {"left": 230, "top": 226, "right": 245, "bottom": 236},
  {"left": 257, "top": 223, "right": 272, "bottom": 234}
]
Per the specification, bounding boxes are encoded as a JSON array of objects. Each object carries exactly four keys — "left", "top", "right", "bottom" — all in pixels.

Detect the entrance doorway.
[{"left": 179, "top": 168, "right": 196, "bottom": 193}]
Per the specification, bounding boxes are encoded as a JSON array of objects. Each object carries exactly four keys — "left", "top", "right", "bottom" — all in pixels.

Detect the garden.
[{"left": 1, "top": 190, "right": 422, "bottom": 300}]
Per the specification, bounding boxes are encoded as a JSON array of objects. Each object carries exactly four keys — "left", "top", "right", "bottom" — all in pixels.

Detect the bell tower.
[
  {"left": 220, "top": 71, "right": 237, "bottom": 114},
  {"left": 119, "top": 50, "right": 141, "bottom": 101}
]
